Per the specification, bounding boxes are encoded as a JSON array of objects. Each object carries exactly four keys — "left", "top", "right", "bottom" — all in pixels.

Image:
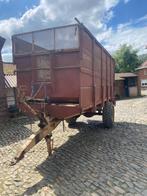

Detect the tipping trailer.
[{"left": 11, "top": 20, "right": 115, "bottom": 165}]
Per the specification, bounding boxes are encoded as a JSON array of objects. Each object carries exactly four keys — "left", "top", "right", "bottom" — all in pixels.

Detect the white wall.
[{"left": 6, "top": 88, "right": 16, "bottom": 107}]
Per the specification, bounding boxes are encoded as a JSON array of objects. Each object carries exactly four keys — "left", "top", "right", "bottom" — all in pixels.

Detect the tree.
[
  {"left": 113, "top": 44, "right": 141, "bottom": 73},
  {"left": 139, "top": 53, "right": 147, "bottom": 64}
]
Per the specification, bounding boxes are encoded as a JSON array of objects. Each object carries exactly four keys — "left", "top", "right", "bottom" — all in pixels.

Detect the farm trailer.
[{"left": 11, "top": 20, "right": 115, "bottom": 165}]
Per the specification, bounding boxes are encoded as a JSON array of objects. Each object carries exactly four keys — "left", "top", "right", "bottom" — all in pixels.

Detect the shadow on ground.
[
  {"left": 23, "top": 120, "right": 147, "bottom": 195},
  {"left": 0, "top": 116, "right": 36, "bottom": 147}
]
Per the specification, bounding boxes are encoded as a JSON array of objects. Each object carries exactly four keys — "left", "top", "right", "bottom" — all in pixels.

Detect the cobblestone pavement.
[{"left": 0, "top": 95, "right": 147, "bottom": 196}]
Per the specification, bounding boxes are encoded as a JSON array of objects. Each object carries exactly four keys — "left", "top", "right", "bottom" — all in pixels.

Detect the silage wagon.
[{"left": 11, "top": 20, "right": 115, "bottom": 164}]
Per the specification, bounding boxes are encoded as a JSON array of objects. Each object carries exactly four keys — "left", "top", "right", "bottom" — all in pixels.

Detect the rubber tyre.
[{"left": 102, "top": 101, "right": 114, "bottom": 128}]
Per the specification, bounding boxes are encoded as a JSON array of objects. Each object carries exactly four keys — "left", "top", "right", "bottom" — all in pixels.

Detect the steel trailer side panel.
[
  {"left": 111, "top": 58, "right": 115, "bottom": 101},
  {"left": 107, "top": 55, "right": 110, "bottom": 99},
  {"left": 13, "top": 24, "right": 115, "bottom": 119},
  {"left": 15, "top": 56, "right": 33, "bottom": 98},
  {"left": 53, "top": 52, "right": 80, "bottom": 101},
  {"left": 93, "top": 42, "right": 102, "bottom": 106},
  {"left": 80, "top": 29, "right": 93, "bottom": 110},
  {"left": 80, "top": 27, "right": 115, "bottom": 111},
  {"left": 15, "top": 52, "right": 80, "bottom": 102}
]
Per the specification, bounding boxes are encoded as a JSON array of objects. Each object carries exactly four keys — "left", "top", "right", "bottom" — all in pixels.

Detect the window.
[{"left": 141, "top": 79, "right": 147, "bottom": 87}]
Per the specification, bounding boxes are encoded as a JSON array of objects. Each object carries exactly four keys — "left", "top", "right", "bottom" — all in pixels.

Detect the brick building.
[
  {"left": 5, "top": 74, "right": 17, "bottom": 109},
  {"left": 136, "top": 60, "right": 147, "bottom": 89},
  {"left": 115, "top": 72, "right": 140, "bottom": 99},
  {"left": 0, "top": 36, "right": 7, "bottom": 117}
]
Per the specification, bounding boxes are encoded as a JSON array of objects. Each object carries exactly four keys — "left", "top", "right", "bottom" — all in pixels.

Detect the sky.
[{"left": 0, "top": 0, "right": 147, "bottom": 62}]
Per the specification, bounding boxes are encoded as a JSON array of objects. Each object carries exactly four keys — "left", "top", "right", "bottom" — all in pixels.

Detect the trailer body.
[
  {"left": 12, "top": 24, "right": 115, "bottom": 120},
  {"left": 11, "top": 23, "right": 115, "bottom": 164}
]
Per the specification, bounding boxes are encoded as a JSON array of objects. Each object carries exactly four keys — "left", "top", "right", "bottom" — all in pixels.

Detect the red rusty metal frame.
[
  {"left": 13, "top": 22, "right": 115, "bottom": 120},
  {"left": 11, "top": 21, "right": 116, "bottom": 165}
]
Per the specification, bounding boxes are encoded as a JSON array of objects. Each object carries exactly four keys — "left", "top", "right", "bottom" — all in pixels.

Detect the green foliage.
[
  {"left": 139, "top": 53, "right": 147, "bottom": 64},
  {"left": 113, "top": 44, "right": 141, "bottom": 73}
]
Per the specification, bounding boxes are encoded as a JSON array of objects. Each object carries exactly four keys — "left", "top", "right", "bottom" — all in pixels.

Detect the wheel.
[{"left": 102, "top": 101, "right": 114, "bottom": 128}]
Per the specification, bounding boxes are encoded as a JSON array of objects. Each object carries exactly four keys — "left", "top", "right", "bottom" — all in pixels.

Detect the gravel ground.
[{"left": 0, "top": 94, "right": 147, "bottom": 196}]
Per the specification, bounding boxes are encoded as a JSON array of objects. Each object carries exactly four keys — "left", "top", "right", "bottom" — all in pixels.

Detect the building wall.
[
  {"left": 6, "top": 88, "right": 16, "bottom": 107},
  {"left": 0, "top": 58, "right": 7, "bottom": 117},
  {"left": 115, "top": 77, "right": 140, "bottom": 98},
  {"left": 115, "top": 80, "right": 125, "bottom": 98},
  {"left": 127, "top": 77, "right": 140, "bottom": 97},
  {"left": 137, "top": 68, "right": 147, "bottom": 89},
  {"left": 129, "top": 86, "right": 138, "bottom": 97}
]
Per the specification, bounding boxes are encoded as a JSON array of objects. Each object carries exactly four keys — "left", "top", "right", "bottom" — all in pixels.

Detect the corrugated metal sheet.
[{"left": 5, "top": 75, "right": 17, "bottom": 88}]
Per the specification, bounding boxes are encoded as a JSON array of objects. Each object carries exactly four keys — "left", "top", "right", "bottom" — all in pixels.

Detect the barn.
[{"left": 115, "top": 72, "right": 140, "bottom": 99}]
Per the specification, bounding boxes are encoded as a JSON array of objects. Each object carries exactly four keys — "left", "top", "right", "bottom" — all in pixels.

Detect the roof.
[
  {"left": 115, "top": 72, "right": 137, "bottom": 81},
  {"left": 5, "top": 74, "right": 17, "bottom": 88},
  {"left": 136, "top": 60, "right": 147, "bottom": 70},
  {"left": 115, "top": 74, "right": 125, "bottom": 81}
]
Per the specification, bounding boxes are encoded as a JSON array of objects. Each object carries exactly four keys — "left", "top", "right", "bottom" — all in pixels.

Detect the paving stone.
[
  {"left": 126, "top": 181, "right": 134, "bottom": 188},
  {"left": 133, "top": 182, "right": 145, "bottom": 189},
  {"left": 142, "top": 190, "right": 147, "bottom": 196},
  {"left": 125, "top": 193, "right": 132, "bottom": 196},
  {"left": 0, "top": 95, "right": 147, "bottom": 195},
  {"left": 114, "top": 186, "right": 125, "bottom": 194},
  {"left": 143, "top": 168, "right": 147, "bottom": 175},
  {"left": 4, "top": 181, "right": 12, "bottom": 186}
]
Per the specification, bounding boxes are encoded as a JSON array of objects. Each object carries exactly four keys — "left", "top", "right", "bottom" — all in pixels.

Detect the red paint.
[{"left": 12, "top": 24, "right": 115, "bottom": 119}]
